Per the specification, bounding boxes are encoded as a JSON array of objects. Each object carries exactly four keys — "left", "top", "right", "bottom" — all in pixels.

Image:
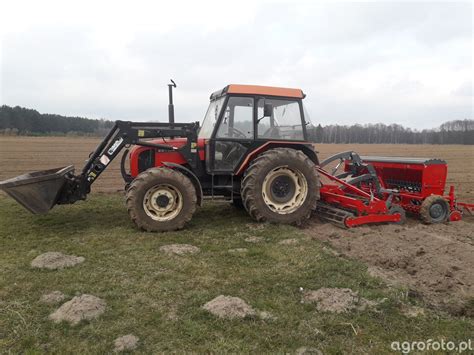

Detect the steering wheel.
[{"left": 228, "top": 127, "right": 247, "bottom": 138}]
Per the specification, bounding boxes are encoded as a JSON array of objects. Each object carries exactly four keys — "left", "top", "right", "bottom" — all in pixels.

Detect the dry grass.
[{"left": 0, "top": 196, "right": 473, "bottom": 353}]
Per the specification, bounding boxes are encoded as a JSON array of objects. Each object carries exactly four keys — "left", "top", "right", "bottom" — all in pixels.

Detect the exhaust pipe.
[{"left": 168, "top": 79, "right": 177, "bottom": 125}]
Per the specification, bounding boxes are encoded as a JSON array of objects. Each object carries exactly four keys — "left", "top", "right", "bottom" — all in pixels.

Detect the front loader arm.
[
  {"left": 57, "top": 120, "right": 199, "bottom": 205},
  {"left": 0, "top": 120, "right": 199, "bottom": 213}
]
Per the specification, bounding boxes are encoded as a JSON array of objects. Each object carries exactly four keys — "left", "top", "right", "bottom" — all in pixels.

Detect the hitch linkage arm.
[{"left": 57, "top": 120, "right": 199, "bottom": 205}]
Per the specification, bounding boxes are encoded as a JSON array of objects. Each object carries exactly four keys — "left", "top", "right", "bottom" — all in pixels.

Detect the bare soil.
[
  {"left": 302, "top": 288, "right": 377, "bottom": 313},
  {"left": 202, "top": 295, "right": 274, "bottom": 320},
  {"left": 40, "top": 291, "right": 65, "bottom": 304},
  {"left": 49, "top": 294, "right": 106, "bottom": 325},
  {"left": 113, "top": 334, "right": 139, "bottom": 352},
  {"left": 31, "top": 252, "right": 84, "bottom": 270},
  {"left": 203, "top": 295, "right": 256, "bottom": 319},
  {"left": 159, "top": 244, "right": 200, "bottom": 256},
  {"left": 305, "top": 218, "right": 474, "bottom": 315}
]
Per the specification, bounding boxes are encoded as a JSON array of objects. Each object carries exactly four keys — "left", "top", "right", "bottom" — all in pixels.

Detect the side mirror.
[{"left": 263, "top": 103, "right": 273, "bottom": 117}]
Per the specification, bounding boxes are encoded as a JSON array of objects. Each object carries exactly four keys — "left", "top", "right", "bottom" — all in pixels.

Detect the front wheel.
[{"left": 126, "top": 167, "right": 197, "bottom": 232}]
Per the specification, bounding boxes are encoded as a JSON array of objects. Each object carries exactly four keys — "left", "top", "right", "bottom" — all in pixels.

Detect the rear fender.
[
  {"left": 162, "top": 162, "right": 203, "bottom": 206},
  {"left": 235, "top": 142, "right": 318, "bottom": 176}
]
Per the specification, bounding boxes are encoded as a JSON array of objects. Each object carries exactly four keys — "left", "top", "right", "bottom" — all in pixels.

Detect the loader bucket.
[{"left": 0, "top": 165, "right": 74, "bottom": 214}]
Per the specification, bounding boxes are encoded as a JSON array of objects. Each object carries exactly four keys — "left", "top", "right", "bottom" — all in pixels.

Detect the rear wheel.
[
  {"left": 420, "top": 195, "right": 449, "bottom": 224},
  {"left": 241, "top": 148, "right": 319, "bottom": 225},
  {"left": 126, "top": 167, "right": 197, "bottom": 232}
]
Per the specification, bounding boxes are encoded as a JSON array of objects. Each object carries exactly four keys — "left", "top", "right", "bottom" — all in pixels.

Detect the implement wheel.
[
  {"left": 126, "top": 167, "right": 197, "bottom": 232},
  {"left": 388, "top": 205, "right": 406, "bottom": 225},
  {"left": 420, "top": 195, "right": 449, "bottom": 224},
  {"left": 241, "top": 148, "right": 319, "bottom": 225}
]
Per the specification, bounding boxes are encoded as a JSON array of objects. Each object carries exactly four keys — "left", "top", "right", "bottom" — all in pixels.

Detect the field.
[
  {"left": 0, "top": 137, "right": 473, "bottom": 353},
  {"left": 0, "top": 136, "right": 473, "bottom": 199}
]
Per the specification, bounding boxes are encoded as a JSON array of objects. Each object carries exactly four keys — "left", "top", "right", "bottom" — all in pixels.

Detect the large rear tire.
[
  {"left": 126, "top": 167, "right": 197, "bottom": 232},
  {"left": 241, "top": 148, "right": 319, "bottom": 225}
]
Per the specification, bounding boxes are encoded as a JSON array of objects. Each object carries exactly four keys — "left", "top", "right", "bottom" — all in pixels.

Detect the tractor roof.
[{"left": 210, "top": 84, "right": 305, "bottom": 100}]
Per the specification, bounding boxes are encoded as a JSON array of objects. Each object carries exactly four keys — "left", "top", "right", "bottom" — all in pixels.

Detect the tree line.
[
  {"left": 0, "top": 105, "right": 113, "bottom": 136},
  {"left": 0, "top": 105, "right": 472, "bottom": 144},
  {"left": 307, "top": 120, "right": 474, "bottom": 145}
]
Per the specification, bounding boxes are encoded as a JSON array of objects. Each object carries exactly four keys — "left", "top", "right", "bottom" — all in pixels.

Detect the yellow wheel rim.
[
  {"left": 143, "top": 184, "right": 183, "bottom": 222},
  {"left": 262, "top": 166, "right": 308, "bottom": 214}
]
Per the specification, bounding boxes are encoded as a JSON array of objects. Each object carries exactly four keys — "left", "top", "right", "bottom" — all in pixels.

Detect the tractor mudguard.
[
  {"left": 235, "top": 141, "right": 318, "bottom": 176},
  {"left": 162, "top": 162, "right": 203, "bottom": 206}
]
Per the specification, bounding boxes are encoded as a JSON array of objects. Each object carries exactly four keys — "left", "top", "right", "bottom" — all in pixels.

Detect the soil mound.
[
  {"left": 159, "top": 244, "right": 200, "bottom": 256},
  {"left": 114, "top": 334, "right": 139, "bottom": 352},
  {"left": 400, "top": 304, "right": 425, "bottom": 318},
  {"left": 303, "top": 288, "right": 375, "bottom": 313},
  {"left": 203, "top": 295, "right": 256, "bottom": 319},
  {"left": 40, "top": 291, "right": 65, "bottom": 304},
  {"left": 49, "top": 294, "right": 106, "bottom": 325},
  {"left": 31, "top": 252, "right": 84, "bottom": 270}
]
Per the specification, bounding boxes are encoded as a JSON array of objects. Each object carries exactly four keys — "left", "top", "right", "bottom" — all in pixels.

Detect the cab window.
[
  {"left": 216, "top": 97, "right": 254, "bottom": 139},
  {"left": 257, "top": 98, "right": 304, "bottom": 140}
]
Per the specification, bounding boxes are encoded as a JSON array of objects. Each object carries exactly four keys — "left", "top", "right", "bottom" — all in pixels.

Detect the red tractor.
[
  {"left": 1, "top": 82, "right": 472, "bottom": 231},
  {"left": 1, "top": 83, "right": 320, "bottom": 231}
]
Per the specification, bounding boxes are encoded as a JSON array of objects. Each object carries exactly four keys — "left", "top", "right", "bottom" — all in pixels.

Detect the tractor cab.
[{"left": 198, "top": 84, "right": 311, "bottom": 173}]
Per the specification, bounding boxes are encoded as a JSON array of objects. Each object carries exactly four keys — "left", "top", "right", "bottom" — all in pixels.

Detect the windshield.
[
  {"left": 198, "top": 97, "right": 225, "bottom": 139},
  {"left": 302, "top": 102, "right": 313, "bottom": 126}
]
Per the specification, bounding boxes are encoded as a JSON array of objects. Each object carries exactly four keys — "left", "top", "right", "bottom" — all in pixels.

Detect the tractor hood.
[
  {"left": 129, "top": 137, "right": 203, "bottom": 154},
  {"left": 128, "top": 137, "right": 206, "bottom": 179}
]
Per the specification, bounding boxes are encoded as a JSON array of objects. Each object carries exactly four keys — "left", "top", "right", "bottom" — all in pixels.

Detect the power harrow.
[{"left": 315, "top": 151, "right": 474, "bottom": 228}]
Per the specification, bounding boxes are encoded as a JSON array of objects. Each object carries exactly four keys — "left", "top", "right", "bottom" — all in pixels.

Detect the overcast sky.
[{"left": 0, "top": 0, "right": 472, "bottom": 129}]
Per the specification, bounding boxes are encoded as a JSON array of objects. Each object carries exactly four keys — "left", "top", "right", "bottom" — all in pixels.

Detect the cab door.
[{"left": 207, "top": 96, "right": 255, "bottom": 174}]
